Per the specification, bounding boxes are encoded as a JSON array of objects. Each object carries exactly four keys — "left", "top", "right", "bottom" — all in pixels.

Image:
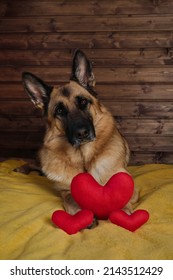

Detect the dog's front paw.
[
  {"left": 122, "top": 204, "right": 134, "bottom": 215},
  {"left": 87, "top": 216, "right": 99, "bottom": 229},
  {"left": 14, "top": 163, "right": 43, "bottom": 175},
  {"left": 14, "top": 164, "right": 31, "bottom": 174}
]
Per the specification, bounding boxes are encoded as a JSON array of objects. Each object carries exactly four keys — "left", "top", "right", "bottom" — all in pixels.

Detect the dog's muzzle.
[
  {"left": 67, "top": 121, "right": 96, "bottom": 147},
  {"left": 72, "top": 124, "right": 96, "bottom": 147}
]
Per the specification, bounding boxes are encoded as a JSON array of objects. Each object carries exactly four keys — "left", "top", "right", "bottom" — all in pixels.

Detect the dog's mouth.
[{"left": 72, "top": 134, "right": 96, "bottom": 148}]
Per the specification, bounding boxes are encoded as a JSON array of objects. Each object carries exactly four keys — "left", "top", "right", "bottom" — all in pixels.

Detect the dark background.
[{"left": 1, "top": 0, "right": 173, "bottom": 164}]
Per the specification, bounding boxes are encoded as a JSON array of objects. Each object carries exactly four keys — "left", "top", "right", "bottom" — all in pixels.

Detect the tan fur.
[{"left": 39, "top": 81, "right": 138, "bottom": 214}]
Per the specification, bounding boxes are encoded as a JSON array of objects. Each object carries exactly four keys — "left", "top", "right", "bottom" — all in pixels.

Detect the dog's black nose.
[
  {"left": 66, "top": 117, "right": 96, "bottom": 147},
  {"left": 76, "top": 127, "right": 89, "bottom": 140}
]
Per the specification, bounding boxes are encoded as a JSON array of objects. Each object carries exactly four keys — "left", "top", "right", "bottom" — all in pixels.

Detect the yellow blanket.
[{"left": 0, "top": 160, "right": 173, "bottom": 260}]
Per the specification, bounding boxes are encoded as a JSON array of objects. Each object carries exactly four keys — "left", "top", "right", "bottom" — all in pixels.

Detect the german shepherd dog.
[{"left": 22, "top": 50, "right": 138, "bottom": 221}]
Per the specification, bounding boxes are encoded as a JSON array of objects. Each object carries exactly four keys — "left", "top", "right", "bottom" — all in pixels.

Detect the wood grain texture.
[
  {"left": 1, "top": 83, "right": 173, "bottom": 100},
  {"left": 1, "top": 32, "right": 173, "bottom": 50},
  {"left": 1, "top": 0, "right": 173, "bottom": 164},
  {"left": 2, "top": 66, "right": 173, "bottom": 83},
  {"left": 1, "top": 49, "right": 173, "bottom": 66},
  {"left": 1, "top": 16, "right": 173, "bottom": 33},
  {"left": 1, "top": 0, "right": 173, "bottom": 17}
]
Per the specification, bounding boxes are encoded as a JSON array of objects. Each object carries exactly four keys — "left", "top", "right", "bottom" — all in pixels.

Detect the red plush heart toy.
[
  {"left": 52, "top": 172, "right": 149, "bottom": 234},
  {"left": 52, "top": 209, "right": 94, "bottom": 235},
  {"left": 109, "top": 209, "right": 150, "bottom": 232},
  {"left": 71, "top": 172, "right": 134, "bottom": 219}
]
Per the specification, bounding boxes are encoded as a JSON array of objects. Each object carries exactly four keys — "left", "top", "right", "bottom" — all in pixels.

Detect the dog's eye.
[
  {"left": 54, "top": 103, "right": 67, "bottom": 117},
  {"left": 81, "top": 99, "right": 87, "bottom": 105},
  {"left": 78, "top": 97, "right": 89, "bottom": 110}
]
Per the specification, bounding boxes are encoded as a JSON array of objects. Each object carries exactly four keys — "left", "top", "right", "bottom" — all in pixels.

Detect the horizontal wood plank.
[
  {"left": 0, "top": 132, "right": 43, "bottom": 149},
  {"left": 0, "top": 132, "right": 57, "bottom": 150},
  {"left": 0, "top": 149, "right": 38, "bottom": 160},
  {"left": 1, "top": 16, "right": 173, "bottom": 33},
  {"left": 105, "top": 101, "right": 173, "bottom": 118},
  {"left": 129, "top": 152, "right": 173, "bottom": 165},
  {"left": 0, "top": 101, "right": 42, "bottom": 117},
  {"left": 117, "top": 118, "right": 173, "bottom": 135},
  {"left": 98, "top": 84, "right": 173, "bottom": 101},
  {"left": 1, "top": 0, "right": 173, "bottom": 17},
  {"left": 127, "top": 135, "right": 173, "bottom": 152},
  {"left": 2, "top": 49, "right": 173, "bottom": 67},
  {"left": 1, "top": 32, "right": 173, "bottom": 50},
  {"left": 2, "top": 66, "right": 173, "bottom": 83},
  {"left": 1, "top": 83, "right": 173, "bottom": 101},
  {"left": 0, "top": 117, "right": 46, "bottom": 131}
]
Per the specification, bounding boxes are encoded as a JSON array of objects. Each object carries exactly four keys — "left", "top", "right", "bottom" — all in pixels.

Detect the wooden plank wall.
[{"left": 1, "top": 0, "right": 173, "bottom": 164}]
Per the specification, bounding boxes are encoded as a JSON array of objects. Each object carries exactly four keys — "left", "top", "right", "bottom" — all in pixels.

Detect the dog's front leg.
[
  {"left": 60, "top": 190, "right": 81, "bottom": 215},
  {"left": 122, "top": 184, "right": 139, "bottom": 214},
  {"left": 60, "top": 190, "right": 98, "bottom": 228}
]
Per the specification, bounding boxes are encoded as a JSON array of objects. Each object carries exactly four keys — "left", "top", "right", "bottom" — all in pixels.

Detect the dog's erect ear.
[
  {"left": 22, "top": 72, "right": 53, "bottom": 111},
  {"left": 71, "top": 50, "right": 95, "bottom": 88}
]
